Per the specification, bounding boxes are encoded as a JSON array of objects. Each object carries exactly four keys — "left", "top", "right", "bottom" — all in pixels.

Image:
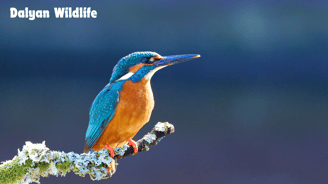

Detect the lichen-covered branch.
[
  {"left": 0, "top": 122, "right": 174, "bottom": 184},
  {"left": 114, "top": 122, "right": 175, "bottom": 159}
]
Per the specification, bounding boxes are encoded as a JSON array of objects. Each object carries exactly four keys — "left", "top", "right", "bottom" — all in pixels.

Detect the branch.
[{"left": 0, "top": 122, "right": 174, "bottom": 184}]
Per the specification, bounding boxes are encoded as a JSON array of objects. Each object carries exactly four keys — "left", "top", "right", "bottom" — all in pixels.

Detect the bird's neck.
[{"left": 143, "top": 66, "right": 165, "bottom": 80}]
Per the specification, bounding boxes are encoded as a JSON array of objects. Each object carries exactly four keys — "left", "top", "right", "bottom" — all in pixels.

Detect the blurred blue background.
[{"left": 1, "top": 0, "right": 328, "bottom": 183}]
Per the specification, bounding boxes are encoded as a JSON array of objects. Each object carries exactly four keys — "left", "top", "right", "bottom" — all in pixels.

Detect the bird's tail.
[{"left": 84, "top": 144, "right": 91, "bottom": 153}]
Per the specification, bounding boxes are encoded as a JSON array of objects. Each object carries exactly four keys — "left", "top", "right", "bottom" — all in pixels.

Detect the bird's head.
[{"left": 109, "top": 51, "right": 200, "bottom": 83}]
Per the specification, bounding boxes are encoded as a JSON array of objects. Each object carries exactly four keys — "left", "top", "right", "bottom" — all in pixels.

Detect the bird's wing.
[{"left": 84, "top": 83, "right": 122, "bottom": 152}]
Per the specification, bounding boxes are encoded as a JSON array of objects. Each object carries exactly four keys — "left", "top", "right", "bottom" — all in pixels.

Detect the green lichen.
[
  {"left": 71, "top": 166, "right": 86, "bottom": 177},
  {"left": 56, "top": 161, "right": 71, "bottom": 173},
  {"left": 34, "top": 162, "right": 50, "bottom": 174},
  {"left": 142, "top": 142, "right": 151, "bottom": 151},
  {"left": 71, "top": 166, "right": 79, "bottom": 173},
  {"left": 0, "top": 157, "right": 53, "bottom": 184},
  {"left": 0, "top": 157, "right": 32, "bottom": 184}
]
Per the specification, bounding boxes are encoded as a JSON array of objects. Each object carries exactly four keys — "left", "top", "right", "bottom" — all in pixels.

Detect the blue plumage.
[
  {"left": 109, "top": 51, "right": 158, "bottom": 83},
  {"left": 85, "top": 81, "right": 124, "bottom": 151},
  {"left": 84, "top": 51, "right": 200, "bottom": 153},
  {"left": 85, "top": 52, "right": 159, "bottom": 152},
  {"left": 131, "top": 65, "right": 157, "bottom": 83}
]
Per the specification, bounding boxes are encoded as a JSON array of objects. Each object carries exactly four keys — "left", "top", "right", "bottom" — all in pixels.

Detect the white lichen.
[
  {"left": 0, "top": 159, "right": 13, "bottom": 169},
  {"left": 144, "top": 133, "right": 156, "bottom": 143},
  {"left": 154, "top": 122, "right": 173, "bottom": 132},
  {"left": 14, "top": 141, "right": 115, "bottom": 183},
  {"left": 1, "top": 122, "right": 175, "bottom": 184},
  {"left": 114, "top": 144, "right": 129, "bottom": 156}
]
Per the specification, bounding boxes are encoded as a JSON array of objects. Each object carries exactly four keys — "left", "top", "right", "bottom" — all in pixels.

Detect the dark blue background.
[{"left": 1, "top": 0, "right": 328, "bottom": 183}]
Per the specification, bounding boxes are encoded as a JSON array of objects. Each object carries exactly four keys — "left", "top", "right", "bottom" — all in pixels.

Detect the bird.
[{"left": 84, "top": 51, "right": 200, "bottom": 157}]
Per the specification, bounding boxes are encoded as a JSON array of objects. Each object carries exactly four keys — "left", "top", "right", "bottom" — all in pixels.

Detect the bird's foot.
[
  {"left": 104, "top": 144, "right": 115, "bottom": 157},
  {"left": 128, "top": 139, "right": 138, "bottom": 154}
]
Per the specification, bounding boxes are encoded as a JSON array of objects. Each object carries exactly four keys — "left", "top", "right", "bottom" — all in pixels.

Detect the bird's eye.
[{"left": 142, "top": 57, "right": 154, "bottom": 64}]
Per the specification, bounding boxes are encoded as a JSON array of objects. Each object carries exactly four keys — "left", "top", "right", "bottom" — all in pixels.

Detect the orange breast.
[{"left": 92, "top": 78, "right": 154, "bottom": 151}]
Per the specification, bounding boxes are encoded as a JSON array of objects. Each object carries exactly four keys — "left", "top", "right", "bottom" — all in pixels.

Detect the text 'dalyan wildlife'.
[{"left": 10, "top": 7, "right": 97, "bottom": 20}]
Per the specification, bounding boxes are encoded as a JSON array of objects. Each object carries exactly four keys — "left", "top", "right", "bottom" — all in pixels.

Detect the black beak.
[{"left": 155, "top": 54, "right": 201, "bottom": 67}]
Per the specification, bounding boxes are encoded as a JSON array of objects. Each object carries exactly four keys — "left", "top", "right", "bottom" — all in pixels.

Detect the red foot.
[
  {"left": 104, "top": 144, "right": 115, "bottom": 157},
  {"left": 128, "top": 139, "right": 138, "bottom": 154}
]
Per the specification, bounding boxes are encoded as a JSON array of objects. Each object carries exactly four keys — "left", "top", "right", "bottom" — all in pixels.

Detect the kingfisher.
[{"left": 84, "top": 51, "right": 200, "bottom": 157}]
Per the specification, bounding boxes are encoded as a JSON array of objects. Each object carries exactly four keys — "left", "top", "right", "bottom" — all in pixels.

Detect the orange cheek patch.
[
  {"left": 129, "top": 63, "right": 144, "bottom": 73},
  {"left": 154, "top": 55, "right": 163, "bottom": 60}
]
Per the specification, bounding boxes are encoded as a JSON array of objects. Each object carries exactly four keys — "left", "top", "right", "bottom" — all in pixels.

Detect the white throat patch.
[{"left": 144, "top": 66, "right": 166, "bottom": 80}]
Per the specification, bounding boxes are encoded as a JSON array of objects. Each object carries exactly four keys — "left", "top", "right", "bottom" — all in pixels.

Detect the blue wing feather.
[{"left": 84, "top": 81, "right": 124, "bottom": 152}]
